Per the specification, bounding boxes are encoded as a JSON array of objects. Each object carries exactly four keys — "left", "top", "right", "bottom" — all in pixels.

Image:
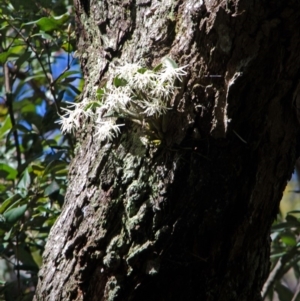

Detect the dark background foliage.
[{"left": 0, "top": 1, "right": 82, "bottom": 300}]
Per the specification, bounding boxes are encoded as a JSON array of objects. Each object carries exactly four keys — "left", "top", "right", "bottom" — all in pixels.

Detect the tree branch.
[
  {"left": 261, "top": 247, "right": 299, "bottom": 299},
  {"left": 4, "top": 63, "right": 22, "bottom": 170}
]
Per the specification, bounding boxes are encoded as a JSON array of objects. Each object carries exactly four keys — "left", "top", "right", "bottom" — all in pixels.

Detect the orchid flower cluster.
[{"left": 57, "top": 57, "right": 187, "bottom": 143}]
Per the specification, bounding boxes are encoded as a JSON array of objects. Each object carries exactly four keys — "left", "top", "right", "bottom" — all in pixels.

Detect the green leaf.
[
  {"left": 3, "top": 204, "right": 27, "bottom": 224},
  {"left": 85, "top": 101, "right": 101, "bottom": 111},
  {"left": 44, "top": 160, "right": 67, "bottom": 175},
  {"left": 15, "top": 51, "right": 31, "bottom": 68},
  {"left": 4, "top": 227, "right": 13, "bottom": 240},
  {"left": 281, "top": 232, "right": 297, "bottom": 246},
  {"left": 35, "top": 206, "right": 53, "bottom": 214},
  {"left": 31, "top": 164, "right": 44, "bottom": 176},
  {"left": 20, "top": 101, "right": 36, "bottom": 113},
  {"left": 57, "top": 89, "right": 66, "bottom": 102},
  {"left": 17, "top": 243, "right": 39, "bottom": 270},
  {"left": 5, "top": 198, "right": 23, "bottom": 212},
  {"left": 0, "top": 115, "right": 12, "bottom": 139},
  {"left": 56, "top": 70, "right": 80, "bottom": 82},
  {"left": 0, "top": 51, "right": 11, "bottom": 64},
  {"left": 113, "top": 76, "right": 127, "bottom": 87},
  {"left": 0, "top": 45, "right": 25, "bottom": 64},
  {"left": 287, "top": 210, "right": 300, "bottom": 214},
  {"left": 26, "top": 216, "right": 48, "bottom": 229},
  {"left": 67, "top": 84, "right": 81, "bottom": 95},
  {"left": 60, "top": 76, "right": 81, "bottom": 84},
  {"left": 0, "top": 21, "right": 9, "bottom": 31},
  {"left": 61, "top": 42, "right": 73, "bottom": 52},
  {"left": 44, "top": 151, "right": 65, "bottom": 162},
  {"left": 286, "top": 214, "right": 299, "bottom": 222},
  {"left": 55, "top": 169, "right": 68, "bottom": 176},
  {"left": 18, "top": 168, "right": 31, "bottom": 190},
  {"left": 137, "top": 68, "right": 147, "bottom": 74},
  {"left": 0, "top": 194, "right": 22, "bottom": 214},
  {"left": 23, "top": 14, "right": 70, "bottom": 32},
  {"left": 153, "top": 63, "right": 163, "bottom": 72},
  {"left": 96, "top": 88, "right": 105, "bottom": 100},
  {"left": 270, "top": 252, "right": 287, "bottom": 259},
  {"left": 42, "top": 139, "right": 58, "bottom": 147},
  {"left": 24, "top": 73, "right": 48, "bottom": 83},
  {"left": 31, "top": 31, "right": 54, "bottom": 40},
  {"left": 0, "top": 184, "right": 7, "bottom": 193},
  {"left": 271, "top": 221, "right": 300, "bottom": 231},
  {"left": 0, "top": 164, "right": 18, "bottom": 180},
  {"left": 28, "top": 18, "right": 59, "bottom": 32},
  {"left": 44, "top": 181, "right": 60, "bottom": 197},
  {"left": 0, "top": 214, "right": 5, "bottom": 223}
]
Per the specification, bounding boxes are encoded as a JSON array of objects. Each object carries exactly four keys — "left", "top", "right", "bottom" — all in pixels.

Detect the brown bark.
[{"left": 34, "top": 0, "right": 300, "bottom": 300}]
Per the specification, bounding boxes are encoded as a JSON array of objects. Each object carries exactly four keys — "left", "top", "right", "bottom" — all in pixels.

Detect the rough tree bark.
[{"left": 34, "top": 0, "right": 300, "bottom": 300}]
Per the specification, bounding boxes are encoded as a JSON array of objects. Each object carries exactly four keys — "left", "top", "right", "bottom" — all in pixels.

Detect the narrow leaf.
[
  {"left": 23, "top": 14, "right": 70, "bottom": 32},
  {"left": 0, "top": 194, "right": 22, "bottom": 214},
  {"left": 44, "top": 181, "right": 60, "bottom": 197},
  {"left": 0, "top": 115, "right": 12, "bottom": 139},
  {"left": 3, "top": 205, "right": 27, "bottom": 224},
  {"left": 18, "top": 169, "right": 31, "bottom": 190}
]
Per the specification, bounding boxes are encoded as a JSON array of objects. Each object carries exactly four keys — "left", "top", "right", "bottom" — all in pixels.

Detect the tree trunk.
[{"left": 34, "top": 0, "right": 300, "bottom": 300}]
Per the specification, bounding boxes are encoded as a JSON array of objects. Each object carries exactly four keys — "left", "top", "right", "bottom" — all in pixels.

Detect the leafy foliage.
[
  {"left": 263, "top": 210, "right": 300, "bottom": 301},
  {"left": 0, "top": 0, "right": 82, "bottom": 299}
]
